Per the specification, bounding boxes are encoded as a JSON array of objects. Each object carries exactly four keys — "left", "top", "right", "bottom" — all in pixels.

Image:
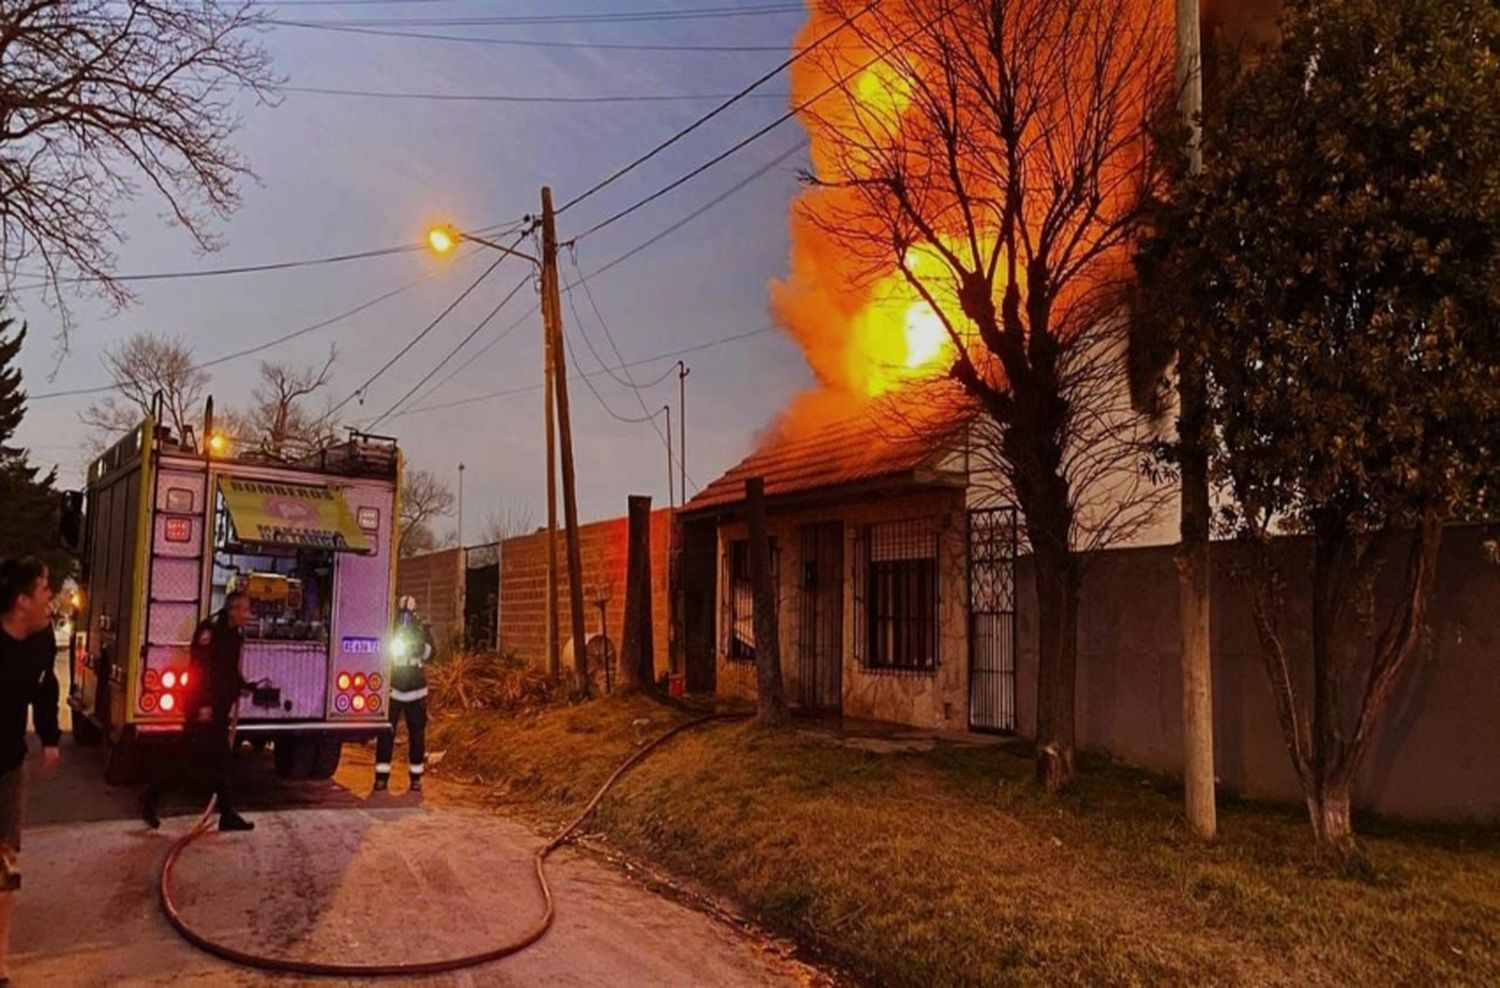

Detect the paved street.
[{"left": 9, "top": 693, "right": 822, "bottom": 987}]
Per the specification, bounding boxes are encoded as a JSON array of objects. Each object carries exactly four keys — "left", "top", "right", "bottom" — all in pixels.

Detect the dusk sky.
[{"left": 10, "top": 1, "right": 817, "bottom": 536}]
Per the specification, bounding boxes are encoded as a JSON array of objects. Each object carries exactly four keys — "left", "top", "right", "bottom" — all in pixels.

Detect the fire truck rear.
[{"left": 66, "top": 415, "right": 401, "bottom": 783}]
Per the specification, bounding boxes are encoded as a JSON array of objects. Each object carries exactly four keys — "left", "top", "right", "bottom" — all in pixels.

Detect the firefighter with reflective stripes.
[{"left": 374, "top": 596, "right": 434, "bottom": 793}]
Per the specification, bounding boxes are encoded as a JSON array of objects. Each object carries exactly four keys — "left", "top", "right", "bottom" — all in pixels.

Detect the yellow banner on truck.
[{"left": 218, "top": 477, "right": 370, "bottom": 552}]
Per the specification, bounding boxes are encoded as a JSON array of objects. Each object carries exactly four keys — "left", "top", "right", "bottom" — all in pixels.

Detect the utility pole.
[
  {"left": 1176, "top": 0, "right": 1216, "bottom": 840},
  {"left": 540, "top": 186, "right": 591, "bottom": 697},
  {"left": 664, "top": 406, "right": 674, "bottom": 508},
  {"left": 456, "top": 462, "right": 466, "bottom": 548},
  {"left": 457, "top": 461, "right": 467, "bottom": 648},
  {"left": 677, "top": 361, "right": 689, "bottom": 504},
  {"left": 543, "top": 248, "right": 561, "bottom": 679}
]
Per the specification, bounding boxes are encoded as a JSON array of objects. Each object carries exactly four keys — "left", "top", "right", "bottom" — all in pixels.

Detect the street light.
[
  {"left": 424, "top": 222, "right": 539, "bottom": 265},
  {"left": 427, "top": 225, "right": 457, "bottom": 255}
]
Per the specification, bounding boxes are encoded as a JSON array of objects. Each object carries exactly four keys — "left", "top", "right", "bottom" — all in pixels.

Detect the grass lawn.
[{"left": 428, "top": 696, "right": 1499, "bottom": 987}]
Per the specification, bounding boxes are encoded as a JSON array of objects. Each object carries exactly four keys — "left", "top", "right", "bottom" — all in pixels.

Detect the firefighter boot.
[
  {"left": 219, "top": 809, "right": 255, "bottom": 832},
  {"left": 409, "top": 774, "right": 422, "bottom": 793}
]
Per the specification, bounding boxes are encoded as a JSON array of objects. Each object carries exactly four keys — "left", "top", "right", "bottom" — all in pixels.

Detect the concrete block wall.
[
  {"left": 1014, "top": 525, "right": 1500, "bottom": 823},
  {"left": 394, "top": 548, "right": 462, "bottom": 648},
  {"left": 500, "top": 509, "right": 673, "bottom": 681}
]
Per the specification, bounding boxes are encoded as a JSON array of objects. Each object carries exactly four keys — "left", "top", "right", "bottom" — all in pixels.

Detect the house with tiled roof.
[{"left": 676, "top": 406, "right": 1019, "bottom": 734}]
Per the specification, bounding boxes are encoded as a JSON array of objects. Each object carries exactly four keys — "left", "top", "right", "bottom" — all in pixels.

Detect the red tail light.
[
  {"left": 160, "top": 692, "right": 176, "bottom": 712},
  {"left": 353, "top": 672, "right": 367, "bottom": 690},
  {"left": 351, "top": 694, "right": 367, "bottom": 712}
]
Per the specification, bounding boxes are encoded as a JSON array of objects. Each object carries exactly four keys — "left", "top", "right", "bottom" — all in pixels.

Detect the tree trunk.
[
  {"left": 746, "top": 477, "right": 788, "bottom": 726},
  {"left": 1306, "top": 775, "right": 1356, "bottom": 860},
  {"left": 1033, "top": 538, "right": 1079, "bottom": 792}
]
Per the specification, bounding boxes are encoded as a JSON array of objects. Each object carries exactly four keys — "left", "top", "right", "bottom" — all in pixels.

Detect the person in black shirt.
[
  {"left": 0, "top": 557, "right": 62, "bottom": 986},
  {"left": 141, "top": 590, "right": 255, "bottom": 833}
]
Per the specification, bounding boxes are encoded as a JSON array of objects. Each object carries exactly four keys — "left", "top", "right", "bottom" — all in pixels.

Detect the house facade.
[{"left": 678, "top": 415, "right": 1020, "bottom": 734}]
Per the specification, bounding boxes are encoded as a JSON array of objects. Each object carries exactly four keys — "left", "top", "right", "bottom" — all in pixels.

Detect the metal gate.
[
  {"left": 968, "top": 507, "right": 1018, "bottom": 733},
  {"left": 798, "top": 522, "right": 843, "bottom": 711}
]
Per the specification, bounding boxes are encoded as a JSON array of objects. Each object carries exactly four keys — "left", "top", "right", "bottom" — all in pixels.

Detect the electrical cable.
[
  {"left": 328, "top": 229, "right": 529, "bottom": 417},
  {"left": 365, "top": 273, "right": 533, "bottom": 429},
  {"left": 390, "top": 324, "right": 778, "bottom": 420},
  {"left": 565, "top": 260, "right": 695, "bottom": 490},
  {"left": 399, "top": 139, "right": 804, "bottom": 413},
  {"left": 9, "top": 218, "right": 524, "bottom": 290},
  {"left": 28, "top": 247, "right": 487, "bottom": 402},
  {"left": 270, "top": 20, "right": 793, "bottom": 52},
  {"left": 275, "top": 4, "right": 804, "bottom": 27},
  {"left": 160, "top": 706, "right": 752, "bottom": 977},
  {"left": 570, "top": 25, "right": 914, "bottom": 242},
  {"left": 564, "top": 331, "right": 666, "bottom": 426},
  {"left": 555, "top": 0, "right": 880, "bottom": 217},
  {"left": 283, "top": 84, "right": 791, "bottom": 105}
]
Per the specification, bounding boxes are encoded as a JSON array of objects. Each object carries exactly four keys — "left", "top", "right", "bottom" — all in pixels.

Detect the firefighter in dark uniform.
[
  {"left": 142, "top": 590, "right": 255, "bottom": 832},
  {"left": 374, "top": 596, "right": 434, "bottom": 793}
]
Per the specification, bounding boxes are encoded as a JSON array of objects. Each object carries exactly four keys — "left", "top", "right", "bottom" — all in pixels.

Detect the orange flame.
[{"left": 769, "top": 0, "right": 1166, "bottom": 424}]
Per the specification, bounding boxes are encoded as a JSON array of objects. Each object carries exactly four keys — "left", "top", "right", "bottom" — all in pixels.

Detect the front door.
[
  {"left": 798, "top": 522, "right": 844, "bottom": 711},
  {"left": 968, "top": 507, "right": 1018, "bottom": 732}
]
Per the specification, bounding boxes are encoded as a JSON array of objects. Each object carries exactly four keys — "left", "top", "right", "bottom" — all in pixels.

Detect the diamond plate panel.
[
  {"left": 148, "top": 600, "right": 200, "bottom": 646},
  {"left": 240, "top": 640, "right": 330, "bottom": 720},
  {"left": 151, "top": 556, "right": 201, "bottom": 604}
]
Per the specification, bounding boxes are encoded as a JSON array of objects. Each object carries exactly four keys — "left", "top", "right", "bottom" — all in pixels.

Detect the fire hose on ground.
[{"left": 158, "top": 705, "right": 749, "bottom": 978}]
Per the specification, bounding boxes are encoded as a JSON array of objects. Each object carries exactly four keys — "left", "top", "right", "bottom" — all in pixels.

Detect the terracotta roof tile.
[{"left": 684, "top": 407, "right": 967, "bottom": 513}]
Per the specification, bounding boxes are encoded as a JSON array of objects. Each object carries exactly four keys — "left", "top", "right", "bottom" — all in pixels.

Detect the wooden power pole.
[
  {"left": 540, "top": 186, "right": 591, "bottom": 697},
  {"left": 542, "top": 234, "right": 561, "bottom": 679},
  {"left": 1176, "top": 0, "right": 1216, "bottom": 840}
]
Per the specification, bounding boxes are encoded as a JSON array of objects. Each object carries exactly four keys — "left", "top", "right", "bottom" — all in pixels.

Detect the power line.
[
  {"left": 571, "top": 27, "right": 910, "bottom": 241},
  {"left": 366, "top": 272, "right": 533, "bottom": 429},
  {"left": 555, "top": 0, "right": 879, "bottom": 216},
  {"left": 390, "top": 324, "right": 779, "bottom": 420},
  {"left": 271, "top": 20, "right": 793, "bottom": 51},
  {"left": 398, "top": 139, "right": 804, "bottom": 412},
  {"left": 274, "top": 4, "right": 804, "bottom": 27},
  {"left": 8, "top": 217, "right": 524, "bottom": 289},
  {"left": 284, "top": 84, "right": 791, "bottom": 104},
  {"left": 565, "top": 274, "right": 696, "bottom": 489},
  {"left": 564, "top": 331, "right": 667, "bottom": 425},
  {"left": 329, "top": 230, "right": 528, "bottom": 416},
  {"left": 27, "top": 249, "right": 486, "bottom": 402}
]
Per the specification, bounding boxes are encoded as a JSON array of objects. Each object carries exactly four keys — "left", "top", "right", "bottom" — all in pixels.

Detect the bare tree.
[
  {"left": 797, "top": 0, "right": 1171, "bottom": 790},
  {"left": 80, "top": 331, "right": 207, "bottom": 447},
  {"left": 479, "top": 504, "right": 537, "bottom": 544},
  {"left": 235, "top": 347, "right": 339, "bottom": 457},
  {"left": 0, "top": 1, "right": 278, "bottom": 331},
  {"left": 400, "top": 467, "right": 455, "bottom": 558}
]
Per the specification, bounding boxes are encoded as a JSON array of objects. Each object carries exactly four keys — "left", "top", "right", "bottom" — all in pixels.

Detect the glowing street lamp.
[
  {"left": 426, "top": 225, "right": 457, "bottom": 256},
  {"left": 423, "top": 222, "right": 539, "bottom": 265},
  {"left": 207, "top": 432, "right": 230, "bottom": 457}
]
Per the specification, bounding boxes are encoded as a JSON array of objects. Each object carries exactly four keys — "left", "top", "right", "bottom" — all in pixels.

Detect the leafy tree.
[
  {"left": 1135, "top": 0, "right": 1500, "bottom": 856},
  {"left": 0, "top": 302, "right": 70, "bottom": 577}
]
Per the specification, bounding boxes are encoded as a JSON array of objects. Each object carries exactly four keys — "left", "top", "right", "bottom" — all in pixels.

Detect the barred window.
[
  {"left": 854, "top": 521, "right": 940, "bottom": 672},
  {"left": 723, "top": 537, "right": 778, "bottom": 662}
]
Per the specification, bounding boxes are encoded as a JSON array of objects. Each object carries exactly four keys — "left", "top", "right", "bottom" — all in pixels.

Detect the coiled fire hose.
[{"left": 158, "top": 705, "right": 747, "bottom": 977}]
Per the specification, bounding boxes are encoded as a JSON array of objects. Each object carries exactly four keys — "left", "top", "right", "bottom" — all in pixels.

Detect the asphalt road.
[{"left": 9, "top": 673, "right": 825, "bottom": 987}]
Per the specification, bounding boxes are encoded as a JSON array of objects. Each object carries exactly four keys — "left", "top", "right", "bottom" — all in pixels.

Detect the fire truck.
[{"left": 65, "top": 413, "right": 401, "bottom": 784}]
